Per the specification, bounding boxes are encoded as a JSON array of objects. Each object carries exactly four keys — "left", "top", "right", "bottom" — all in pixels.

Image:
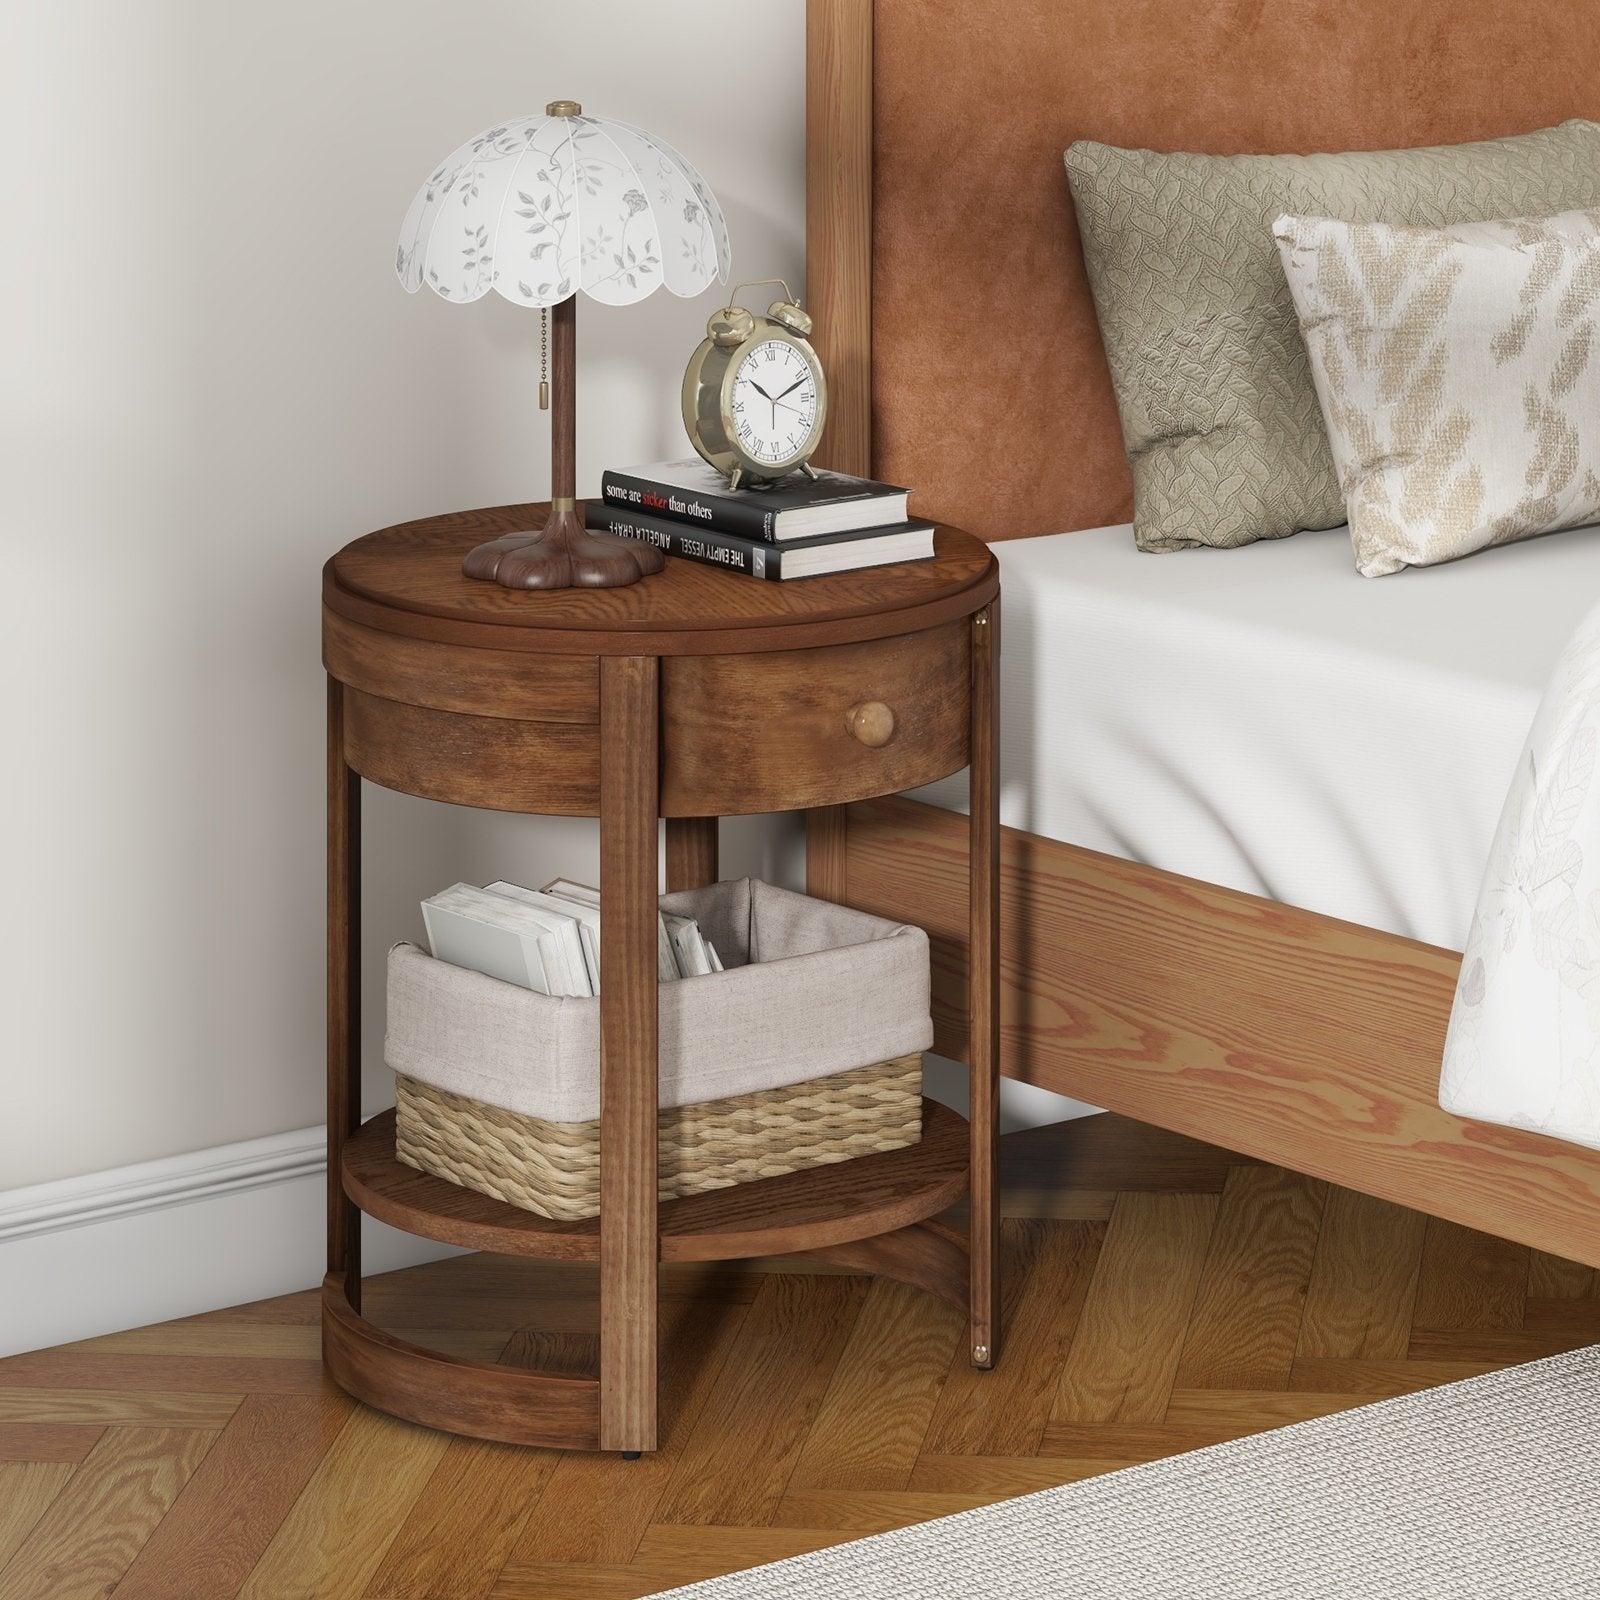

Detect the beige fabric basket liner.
[{"left": 386, "top": 878, "right": 934, "bottom": 1124}]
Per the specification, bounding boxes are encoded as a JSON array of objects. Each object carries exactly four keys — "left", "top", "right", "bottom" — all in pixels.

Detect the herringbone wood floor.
[{"left": 4, "top": 1112, "right": 1598, "bottom": 1599}]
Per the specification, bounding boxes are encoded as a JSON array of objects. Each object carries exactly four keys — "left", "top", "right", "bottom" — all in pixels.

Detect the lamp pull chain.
[{"left": 538, "top": 308, "right": 550, "bottom": 410}]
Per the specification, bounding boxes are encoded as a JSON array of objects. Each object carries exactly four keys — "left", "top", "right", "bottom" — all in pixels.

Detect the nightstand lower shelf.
[
  {"left": 343, "top": 1098, "right": 969, "bottom": 1263},
  {"left": 324, "top": 1100, "right": 974, "bottom": 1450}
]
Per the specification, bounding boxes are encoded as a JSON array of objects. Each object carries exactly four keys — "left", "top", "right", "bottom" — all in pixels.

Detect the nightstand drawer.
[{"left": 661, "top": 619, "right": 972, "bottom": 816}]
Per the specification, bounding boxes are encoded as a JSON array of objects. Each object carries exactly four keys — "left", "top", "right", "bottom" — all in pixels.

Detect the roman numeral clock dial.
[
  {"left": 681, "top": 284, "right": 830, "bottom": 490},
  {"left": 730, "top": 340, "right": 819, "bottom": 468}
]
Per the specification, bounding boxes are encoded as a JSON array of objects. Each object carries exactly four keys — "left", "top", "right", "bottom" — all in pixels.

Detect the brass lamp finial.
[{"left": 546, "top": 99, "right": 582, "bottom": 117}]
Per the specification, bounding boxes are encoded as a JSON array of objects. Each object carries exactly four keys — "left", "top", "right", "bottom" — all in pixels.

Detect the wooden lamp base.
[
  {"left": 463, "top": 501, "right": 665, "bottom": 589},
  {"left": 462, "top": 294, "right": 664, "bottom": 590}
]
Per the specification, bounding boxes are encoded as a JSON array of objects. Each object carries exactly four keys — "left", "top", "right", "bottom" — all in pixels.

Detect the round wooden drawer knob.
[{"left": 844, "top": 700, "right": 896, "bottom": 748}]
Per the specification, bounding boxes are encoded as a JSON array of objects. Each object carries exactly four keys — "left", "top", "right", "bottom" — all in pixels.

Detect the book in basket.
[
  {"left": 599, "top": 458, "right": 910, "bottom": 541},
  {"left": 420, "top": 880, "right": 721, "bottom": 996},
  {"left": 421, "top": 884, "right": 586, "bottom": 997},
  {"left": 539, "top": 878, "right": 705, "bottom": 986}
]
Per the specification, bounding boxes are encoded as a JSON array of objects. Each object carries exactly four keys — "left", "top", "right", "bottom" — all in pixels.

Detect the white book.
[
  {"left": 524, "top": 889, "right": 601, "bottom": 993},
  {"left": 422, "top": 883, "right": 557, "bottom": 993},
  {"left": 541, "top": 877, "right": 599, "bottom": 909},
  {"left": 539, "top": 880, "right": 611, "bottom": 983},
  {"left": 542, "top": 878, "right": 682, "bottom": 983},
  {"left": 664, "top": 913, "right": 714, "bottom": 978},
  {"left": 484, "top": 882, "right": 592, "bottom": 997},
  {"left": 575, "top": 922, "right": 601, "bottom": 990}
]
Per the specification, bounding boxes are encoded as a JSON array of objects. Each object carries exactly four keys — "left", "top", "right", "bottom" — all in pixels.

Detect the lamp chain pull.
[{"left": 538, "top": 308, "right": 549, "bottom": 410}]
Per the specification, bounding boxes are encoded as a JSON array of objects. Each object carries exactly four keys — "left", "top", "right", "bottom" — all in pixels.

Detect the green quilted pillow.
[{"left": 1065, "top": 121, "right": 1600, "bottom": 552}]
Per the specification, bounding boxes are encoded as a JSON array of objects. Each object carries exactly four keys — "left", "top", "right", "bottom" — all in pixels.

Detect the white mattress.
[{"left": 917, "top": 523, "right": 1600, "bottom": 951}]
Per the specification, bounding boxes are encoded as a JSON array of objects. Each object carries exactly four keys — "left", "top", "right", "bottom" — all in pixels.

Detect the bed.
[
  {"left": 912, "top": 520, "right": 1600, "bottom": 951},
  {"left": 803, "top": 0, "right": 1600, "bottom": 1266}
]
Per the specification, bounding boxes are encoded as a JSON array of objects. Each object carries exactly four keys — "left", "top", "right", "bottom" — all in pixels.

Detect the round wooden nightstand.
[{"left": 322, "top": 502, "right": 1001, "bottom": 1455}]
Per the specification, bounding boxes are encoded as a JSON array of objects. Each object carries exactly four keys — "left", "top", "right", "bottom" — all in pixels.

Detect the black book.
[
  {"left": 599, "top": 459, "right": 910, "bottom": 542},
  {"left": 585, "top": 505, "right": 936, "bottom": 581}
]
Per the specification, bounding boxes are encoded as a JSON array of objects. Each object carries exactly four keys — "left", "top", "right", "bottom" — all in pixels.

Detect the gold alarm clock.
[{"left": 681, "top": 278, "right": 828, "bottom": 490}]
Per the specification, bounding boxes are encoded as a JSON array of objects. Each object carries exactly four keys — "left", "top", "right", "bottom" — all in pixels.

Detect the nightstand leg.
[
  {"left": 599, "top": 656, "right": 662, "bottom": 1453},
  {"left": 665, "top": 816, "right": 719, "bottom": 892},
  {"left": 327, "top": 678, "right": 362, "bottom": 1312},
  {"left": 969, "top": 603, "right": 1000, "bottom": 1367},
  {"left": 804, "top": 806, "right": 849, "bottom": 904}
]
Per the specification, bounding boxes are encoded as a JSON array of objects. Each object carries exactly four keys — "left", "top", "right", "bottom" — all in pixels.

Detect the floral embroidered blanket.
[{"left": 1442, "top": 599, "right": 1600, "bottom": 1150}]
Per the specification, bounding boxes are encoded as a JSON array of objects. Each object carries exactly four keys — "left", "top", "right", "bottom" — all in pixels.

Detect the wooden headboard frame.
[
  {"left": 806, "top": 0, "right": 874, "bottom": 484},
  {"left": 806, "top": 0, "right": 1600, "bottom": 543}
]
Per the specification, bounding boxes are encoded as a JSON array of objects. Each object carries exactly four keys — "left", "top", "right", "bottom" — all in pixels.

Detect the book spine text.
[
  {"left": 599, "top": 471, "right": 776, "bottom": 540},
  {"left": 587, "top": 509, "right": 784, "bottom": 580}
]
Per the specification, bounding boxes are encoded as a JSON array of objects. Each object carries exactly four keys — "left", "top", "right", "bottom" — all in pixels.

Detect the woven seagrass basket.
[
  {"left": 386, "top": 879, "right": 933, "bottom": 1221},
  {"left": 394, "top": 1055, "right": 923, "bottom": 1219}
]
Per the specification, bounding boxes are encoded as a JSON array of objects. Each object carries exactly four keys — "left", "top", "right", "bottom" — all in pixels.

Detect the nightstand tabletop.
[{"left": 324, "top": 501, "right": 997, "bottom": 655}]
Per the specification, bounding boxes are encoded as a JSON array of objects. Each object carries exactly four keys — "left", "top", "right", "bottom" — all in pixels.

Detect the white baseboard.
[
  {"left": 0, "top": 1122, "right": 462, "bottom": 1358},
  {"left": 0, "top": 1077, "right": 1096, "bottom": 1360}
]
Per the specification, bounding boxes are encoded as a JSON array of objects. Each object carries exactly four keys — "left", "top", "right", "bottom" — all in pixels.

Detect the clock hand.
[
  {"left": 773, "top": 375, "right": 810, "bottom": 401},
  {"left": 745, "top": 378, "right": 781, "bottom": 430}
]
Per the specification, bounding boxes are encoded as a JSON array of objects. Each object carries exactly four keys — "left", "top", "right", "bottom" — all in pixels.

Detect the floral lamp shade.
[
  {"left": 394, "top": 101, "right": 730, "bottom": 592},
  {"left": 395, "top": 109, "right": 731, "bottom": 309}
]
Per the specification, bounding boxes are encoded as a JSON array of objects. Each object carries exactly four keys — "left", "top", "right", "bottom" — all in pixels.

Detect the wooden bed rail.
[{"left": 824, "top": 794, "right": 1600, "bottom": 1269}]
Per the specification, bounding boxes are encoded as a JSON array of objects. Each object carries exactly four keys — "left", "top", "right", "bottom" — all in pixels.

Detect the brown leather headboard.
[{"left": 805, "top": 0, "right": 1600, "bottom": 541}]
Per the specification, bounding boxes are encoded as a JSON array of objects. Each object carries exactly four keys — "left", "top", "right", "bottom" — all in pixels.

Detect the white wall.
[{"left": 0, "top": 0, "right": 806, "bottom": 1189}]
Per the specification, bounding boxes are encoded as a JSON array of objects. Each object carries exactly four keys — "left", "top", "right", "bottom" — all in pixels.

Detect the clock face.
[{"left": 727, "top": 338, "right": 822, "bottom": 471}]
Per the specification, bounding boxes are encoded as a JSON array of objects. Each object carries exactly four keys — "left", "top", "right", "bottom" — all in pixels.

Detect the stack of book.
[
  {"left": 421, "top": 878, "right": 722, "bottom": 997},
  {"left": 586, "top": 459, "right": 937, "bottom": 581}
]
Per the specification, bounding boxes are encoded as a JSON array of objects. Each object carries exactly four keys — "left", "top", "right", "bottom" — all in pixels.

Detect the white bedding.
[
  {"left": 916, "top": 521, "right": 1600, "bottom": 951},
  {"left": 1441, "top": 598, "right": 1600, "bottom": 1152}
]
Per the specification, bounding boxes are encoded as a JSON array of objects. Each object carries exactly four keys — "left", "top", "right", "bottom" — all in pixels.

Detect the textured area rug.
[{"left": 654, "top": 1346, "right": 1600, "bottom": 1597}]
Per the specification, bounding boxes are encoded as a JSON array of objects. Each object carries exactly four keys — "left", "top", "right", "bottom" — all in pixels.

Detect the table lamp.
[{"left": 397, "top": 102, "right": 732, "bottom": 588}]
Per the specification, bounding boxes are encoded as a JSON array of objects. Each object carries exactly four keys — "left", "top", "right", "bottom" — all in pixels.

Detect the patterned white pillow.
[{"left": 1274, "top": 207, "right": 1600, "bottom": 576}]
